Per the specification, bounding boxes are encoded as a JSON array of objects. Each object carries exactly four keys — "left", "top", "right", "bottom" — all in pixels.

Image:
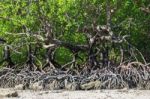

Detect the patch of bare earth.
[{"left": 0, "top": 88, "right": 150, "bottom": 99}]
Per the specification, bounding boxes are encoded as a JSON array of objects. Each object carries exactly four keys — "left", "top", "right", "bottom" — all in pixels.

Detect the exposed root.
[{"left": 0, "top": 61, "right": 149, "bottom": 90}]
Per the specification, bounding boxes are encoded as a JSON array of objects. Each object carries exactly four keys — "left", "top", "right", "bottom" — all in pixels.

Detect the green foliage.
[{"left": 54, "top": 47, "right": 73, "bottom": 65}]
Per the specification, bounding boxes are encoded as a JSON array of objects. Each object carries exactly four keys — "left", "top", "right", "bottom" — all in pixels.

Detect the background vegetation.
[{"left": 0, "top": 0, "right": 150, "bottom": 69}]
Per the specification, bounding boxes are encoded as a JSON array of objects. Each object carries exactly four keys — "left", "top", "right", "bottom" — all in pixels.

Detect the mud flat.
[{"left": 0, "top": 88, "right": 149, "bottom": 99}]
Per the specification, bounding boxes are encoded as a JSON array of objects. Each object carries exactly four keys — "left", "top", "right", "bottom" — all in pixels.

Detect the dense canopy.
[{"left": 0, "top": 0, "right": 149, "bottom": 90}]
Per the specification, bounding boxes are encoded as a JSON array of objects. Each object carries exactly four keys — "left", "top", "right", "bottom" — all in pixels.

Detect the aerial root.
[{"left": 0, "top": 62, "right": 149, "bottom": 90}]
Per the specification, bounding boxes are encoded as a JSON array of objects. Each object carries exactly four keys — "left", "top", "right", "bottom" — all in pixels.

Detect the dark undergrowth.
[{"left": 0, "top": 61, "right": 149, "bottom": 90}]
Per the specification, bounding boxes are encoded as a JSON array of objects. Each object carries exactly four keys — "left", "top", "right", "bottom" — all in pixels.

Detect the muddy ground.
[{"left": 0, "top": 88, "right": 149, "bottom": 99}]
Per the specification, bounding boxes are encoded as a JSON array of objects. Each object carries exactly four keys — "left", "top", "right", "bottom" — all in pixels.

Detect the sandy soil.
[{"left": 0, "top": 88, "right": 150, "bottom": 99}]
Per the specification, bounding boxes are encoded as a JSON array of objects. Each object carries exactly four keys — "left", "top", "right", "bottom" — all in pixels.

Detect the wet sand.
[{"left": 0, "top": 88, "right": 150, "bottom": 99}]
